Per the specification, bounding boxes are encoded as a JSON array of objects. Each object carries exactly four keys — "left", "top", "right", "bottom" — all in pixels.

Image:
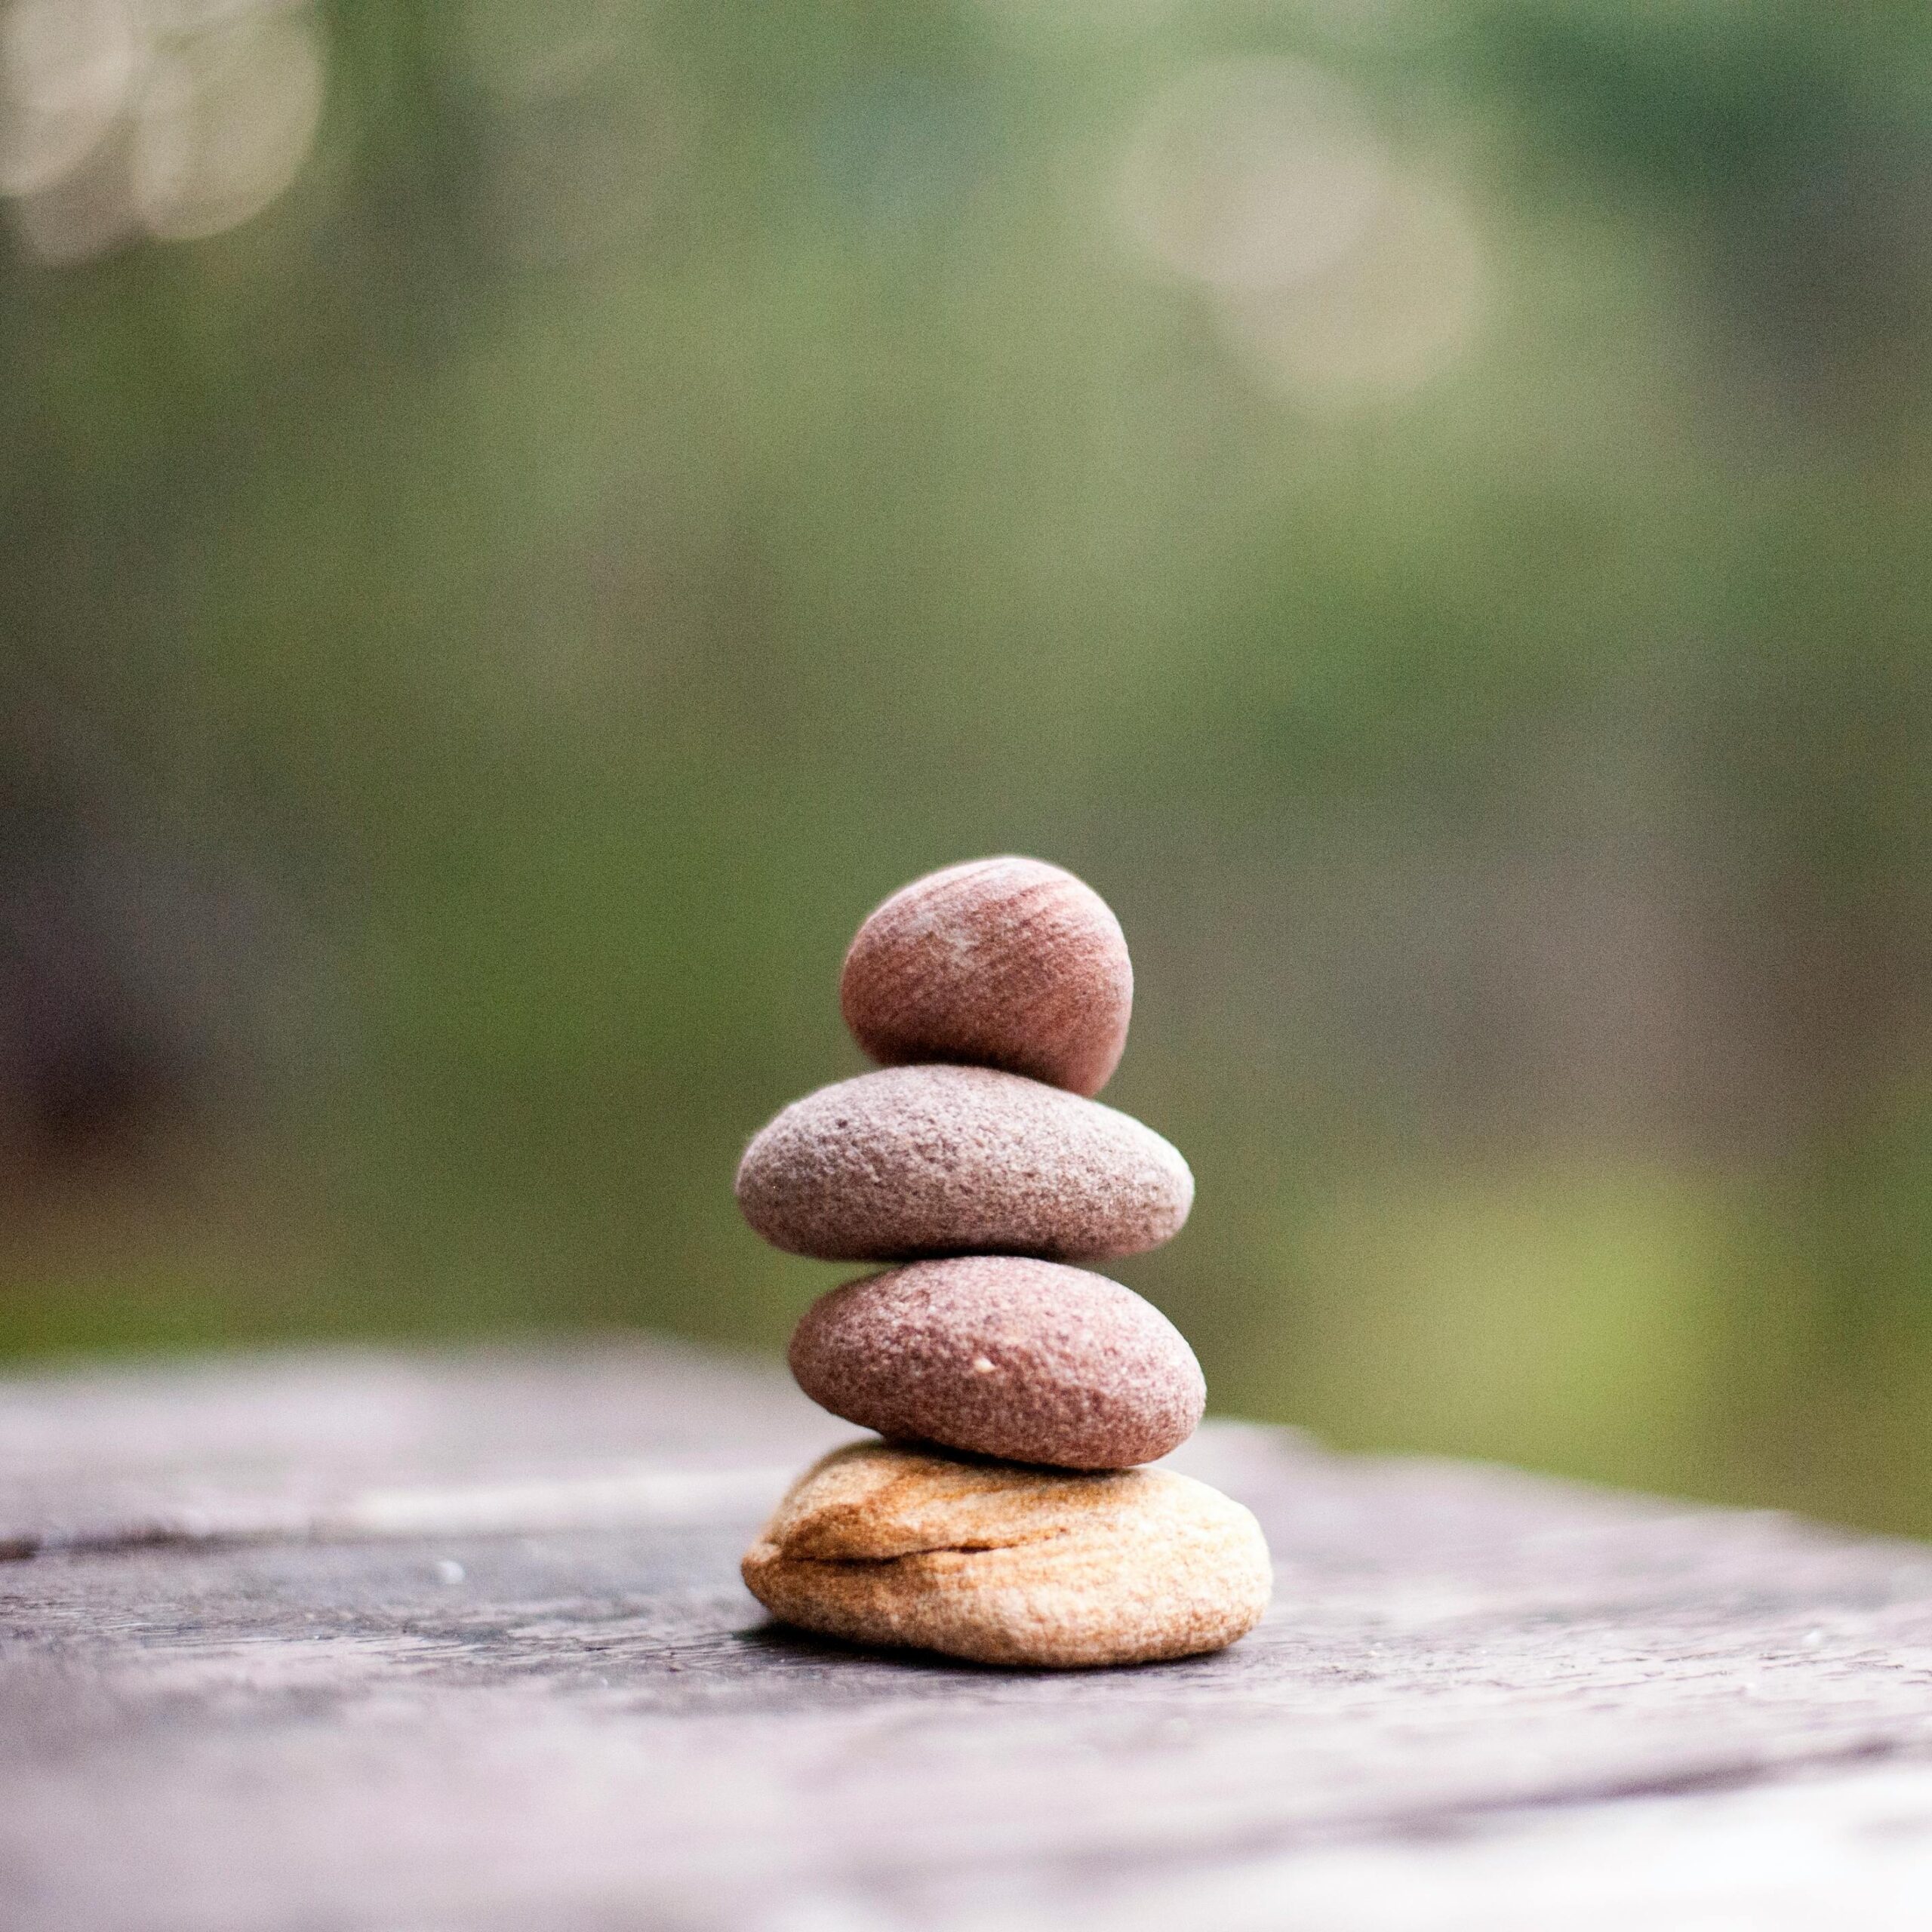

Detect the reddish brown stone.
[
  {"left": 789, "top": 1257, "right": 1204, "bottom": 1469},
  {"left": 841, "top": 857, "right": 1133, "bottom": 1097}
]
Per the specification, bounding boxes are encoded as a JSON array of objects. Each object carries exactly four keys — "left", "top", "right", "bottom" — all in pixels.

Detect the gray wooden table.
[{"left": 5, "top": 1340, "right": 1932, "bottom": 1930}]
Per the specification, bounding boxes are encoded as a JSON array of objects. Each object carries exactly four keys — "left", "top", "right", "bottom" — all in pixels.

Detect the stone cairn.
[{"left": 736, "top": 857, "right": 1272, "bottom": 1668}]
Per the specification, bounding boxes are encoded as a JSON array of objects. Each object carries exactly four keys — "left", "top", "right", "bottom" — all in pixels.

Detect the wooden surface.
[{"left": 5, "top": 1341, "right": 1932, "bottom": 1930}]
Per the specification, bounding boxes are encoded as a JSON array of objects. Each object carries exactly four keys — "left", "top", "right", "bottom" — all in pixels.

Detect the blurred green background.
[{"left": 4, "top": 0, "right": 1930, "bottom": 1531}]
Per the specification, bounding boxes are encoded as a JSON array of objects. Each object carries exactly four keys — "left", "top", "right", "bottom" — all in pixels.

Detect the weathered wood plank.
[
  {"left": 3, "top": 1342, "right": 1932, "bottom": 1929},
  {"left": 0, "top": 1339, "right": 851, "bottom": 1554}
]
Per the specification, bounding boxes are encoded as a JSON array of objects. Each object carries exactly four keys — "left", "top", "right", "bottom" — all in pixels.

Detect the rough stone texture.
[
  {"left": 13, "top": 1343, "right": 1932, "bottom": 1928},
  {"left": 734, "top": 1064, "right": 1193, "bottom": 1262},
  {"left": 789, "top": 1257, "right": 1204, "bottom": 1469},
  {"left": 841, "top": 857, "right": 1134, "bottom": 1097},
  {"left": 740, "top": 1440, "right": 1271, "bottom": 1667}
]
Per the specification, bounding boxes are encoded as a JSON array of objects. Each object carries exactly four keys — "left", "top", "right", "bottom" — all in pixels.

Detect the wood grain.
[{"left": 4, "top": 1341, "right": 1932, "bottom": 1929}]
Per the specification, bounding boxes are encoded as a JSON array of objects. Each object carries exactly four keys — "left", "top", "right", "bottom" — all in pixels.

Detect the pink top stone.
[{"left": 840, "top": 857, "right": 1133, "bottom": 1097}]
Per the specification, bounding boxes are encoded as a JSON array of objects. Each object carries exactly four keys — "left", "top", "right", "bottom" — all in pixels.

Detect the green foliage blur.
[{"left": 5, "top": 0, "right": 1930, "bottom": 1531}]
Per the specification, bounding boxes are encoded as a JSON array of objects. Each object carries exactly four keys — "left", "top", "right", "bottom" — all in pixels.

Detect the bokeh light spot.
[
  {"left": 1113, "top": 57, "right": 1388, "bottom": 294},
  {"left": 2, "top": 0, "right": 325, "bottom": 260},
  {"left": 0, "top": 0, "right": 142, "bottom": 198},
  {"left": 1217, "top": 171, "right": 1485, "bottom": 408},
  {"left": 130, "top": 6, "right": 323, "bottom": 243}
]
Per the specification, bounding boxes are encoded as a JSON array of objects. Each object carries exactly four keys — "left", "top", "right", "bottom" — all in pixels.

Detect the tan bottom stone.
[{"left": 740, "top": 1440, "right": 1272, "bottom": 1668}]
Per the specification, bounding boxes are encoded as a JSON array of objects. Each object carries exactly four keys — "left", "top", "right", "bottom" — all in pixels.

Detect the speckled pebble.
[
  {"left": 734, "top": 1064, "right": 1193, "bottom": 1263},
  {"left": 841, "top": 857, "right": 1133, "bottom": 1097},
  {"left": 740, "top": 1440, "right": 1272, "bottom": 1667},
  {"left": 789, "top": 1257, "right": 1204, "bottom": 1469}
]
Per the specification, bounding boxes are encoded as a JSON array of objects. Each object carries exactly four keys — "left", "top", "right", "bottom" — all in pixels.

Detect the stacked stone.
[{"left": 736, "top": 857, "right": 1273, "bottom": 1669}]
